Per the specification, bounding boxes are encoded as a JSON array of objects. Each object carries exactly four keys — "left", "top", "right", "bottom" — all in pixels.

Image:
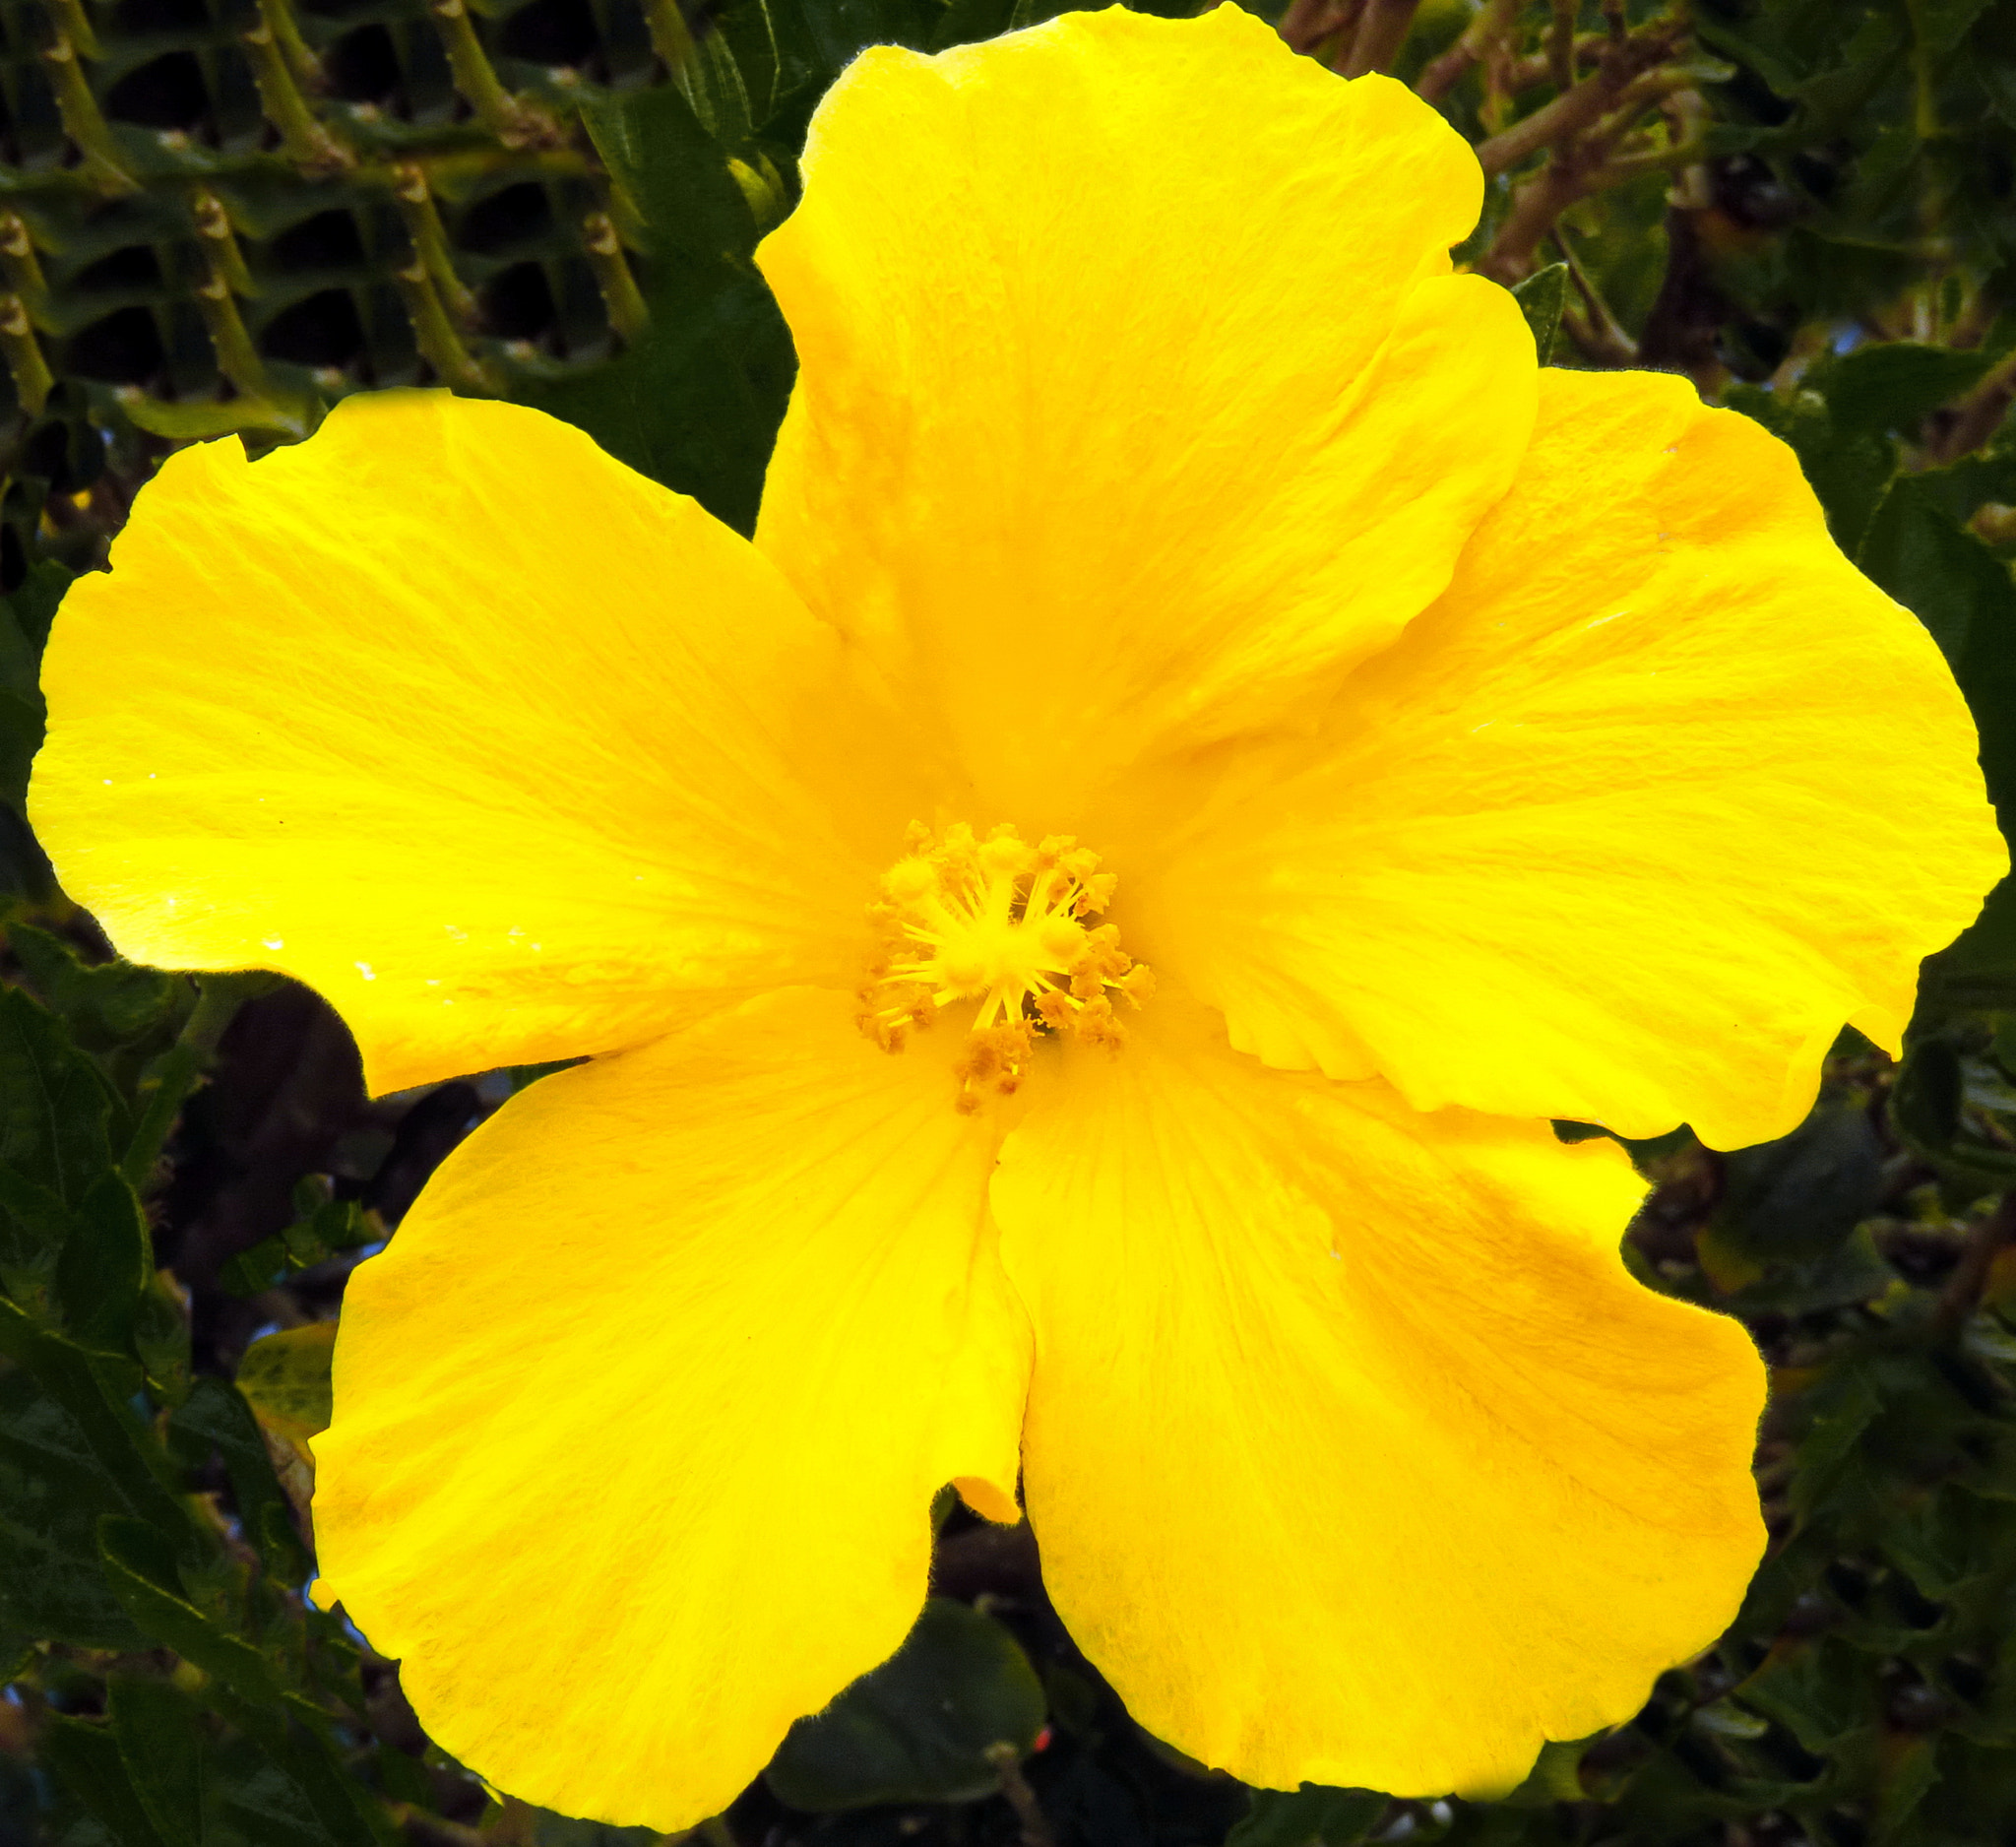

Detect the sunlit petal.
[
  {"left": 312, "top": 987, "right": 1029, "bottom": 1830},
  {"left": 993, "top": 990, "right": 1764, "bottom": 1796}
]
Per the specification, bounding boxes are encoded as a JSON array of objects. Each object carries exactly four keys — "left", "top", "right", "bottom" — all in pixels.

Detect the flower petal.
[
  {"left": 1145, "top": 369, "right": 2004, "bottom": 1148},
  {"left": 754, "top": 5, "right": 1536, "bottom": 820},
  {"left": 32, "top": 391, "right": 914, "bottom": 1095},
  {"left": 311, "top": 987, "right": 1029, "bottom": 1831},
  {"left": 990, "top": 993, "right": 1764, "bottom": 1798}
]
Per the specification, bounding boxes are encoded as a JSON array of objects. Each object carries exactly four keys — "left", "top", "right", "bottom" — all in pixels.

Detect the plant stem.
[{"left": 122, "top": 975, "right": 272, "bottom": 1191}]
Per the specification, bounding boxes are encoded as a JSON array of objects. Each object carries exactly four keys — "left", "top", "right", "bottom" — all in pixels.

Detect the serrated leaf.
[
  {"left": 0, "top": 983, "right": 114, "bottom": 1207},
  {"left": 0, "top": 1297, "right": 187, "bottom": 1536},
  {"left": 40, "top": 1714, "right": 174, "bottom": 1847},
  {"left": 55, "top": 1172, "right": 151, "bottom": 1349},
  {"left": 98, "top": 1516, "right": 286, "bottom": 1707},
  {"left": 0, "top": 1447, "right": 148, "bottom": 1648},
  {"left": 108, "top": 1677, "right": 205, "bottom": 1847},
  {"left": 200, "top": 1706, "right": 391, "bottom": 1847},
  {"left": 171, "top": 1374, "right": 309, "bottom": 1577},
  {"left": 6, "top": 924, "right": 180, "bottom": 1046},
  {"left": 765, "top": 1598, "right": 1046, "bottom": 1810}
]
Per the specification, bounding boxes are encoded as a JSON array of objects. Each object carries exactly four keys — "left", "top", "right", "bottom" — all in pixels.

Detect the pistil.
[{"left": 857, "top": 821, "right": 1153, "bottom": 1110}]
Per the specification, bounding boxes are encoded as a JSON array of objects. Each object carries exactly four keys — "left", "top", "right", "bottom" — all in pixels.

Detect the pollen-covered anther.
[{"left": 857, "top": 820, "right": 1152, "bottom": 1105}]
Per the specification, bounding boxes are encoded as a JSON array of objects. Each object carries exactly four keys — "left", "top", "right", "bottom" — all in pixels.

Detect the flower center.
[{"left": 856, "top": 821, "right": 1154, "bottom": 1111}]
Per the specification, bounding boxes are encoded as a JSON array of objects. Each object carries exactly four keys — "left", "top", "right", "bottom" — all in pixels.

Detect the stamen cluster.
[{"left": 857, "top": 821, "right": 1154, "bottom": 1110}]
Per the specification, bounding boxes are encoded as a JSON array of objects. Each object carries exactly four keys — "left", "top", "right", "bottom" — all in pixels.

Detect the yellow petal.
[
  {"left": 311, "top": 987, "right": 1029, "bottom": 1831},
  {"left": 1146, "top": 369, "right": 2004, "bottom": 1148},
  {"left": 755, "top": 5, "right": 1536, "bottom": 821},
  {"left": 32, "top": 391, "right": 916, "bottom": 1095},
  {"left": 991, "top": 992, "right": 1763, "bottom": 1798}
]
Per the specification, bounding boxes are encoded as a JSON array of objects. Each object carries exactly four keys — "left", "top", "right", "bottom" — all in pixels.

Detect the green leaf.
[
  {"left": 528, "top": 1813, "right": 667, "bottom": 1847},
  {"left": 1858, "top": 475, "right": 2016, "bottom": 826},
  {"left": 1510, "top": 263, "right": 1567, "bottom": 366},
  {"left": 95, "top": 1521, "right": 391, "bottom": 1846},
  {"left": 6, "top": 925, "right": 180, "bottom": 1046},
  {"left": 219, "top": 1236, "right": 291, "bottom": 1299},
  {"left": 1786, "top": 1359, "right": 1888, "bottom": 1522},
  {"left": 131, "top": 1270, "right": 192, "bottom": 1405},
  {"left": 1712, "top": 1101, "right": 1885, "bottom": 1259},
  {"left": 170, "top": 1375, "right": 309, "bottom": 1577},
  {"left": 1728, "top": 374, "right": 1896, "bottom": 554},
  {"left": 40, "top": 1714, "right": 174, "bottom": 1847},
  {"left": 0, "top": 1297, "right": 188, "bottom": 1536},
  {"left": 0, "top": 1162, "right": 76, "bottom": 1308},
  {"left": 764, "top": 1598, "right": 1047, "bottom": 1810},
  {"left": 234, "top": 1322, "right": 336, "bottom": 1442},
  {"left": 0, "top": 982, "right": 115, "bottom": 1207},
  {"left": 666, "top": 16, "right": 756, "bottom": 147},
  {"left": 1875, "top": 1734, "right": 1943, "bottom": 1840},
  {"left": 1735, "top": 1635, "right": 1882, "bottom": 1754},
  {"left": 97, "top": 1515, "right": 287, "bottom": 1707},
  {"left": 0, "top": 1429, "right": 149, "bottom": 1648},
  {"left": 55, "top": 1172, "right": 151, "bottom": 1349},
  {"left": 1922, "top": 876, "right": 2016, "bottom": 1015},
  {"left": 0, "top": 560, "right": 74, "bottom": 825},
  {"left": 522, "top": 83, "right": 793, "bottom": 535},
  {"left": 199, "top": 1702, "right": 393, "bottom": 1847},
  {"left": 1225, "top": 1787, "right": 1386, "bottom": 1847},
  {"left": 108, "top": 1676, "right": 205, "bottom": 1847},
  {"left": 1827, "top": 342, "right": 1999, "bottom": 438}
]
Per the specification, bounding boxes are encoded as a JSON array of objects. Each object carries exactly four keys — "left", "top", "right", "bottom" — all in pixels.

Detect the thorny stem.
[
  {"left": 192, "top": 191, "right": 256, "bottom": 297},
  {"left": 431, "top": 0, "right": 555, "bottom": 147},
  {"left": 394, "top": 255, "right": 496, "bottom": 393},
  {"left": 193, "top": 267, "right": 271, "bottom": 399},
  {"left": 582, "top": 211, "right": 650, "bottom": 345},
  {"left": 244, "top": 12, "right": 351, "bottom": 168},
  {"left": 258, "top": 0, "right": 322, "bottom": 92},
  {"left": 0, "top": 293, "right": 53, "bottom": 414},
  {"left": 392, "top": 163, "right": 480, "bottom": 325},
  {"left": 42, "top": 34, "right": 136, "bottom": 192},
  {"left": 42, "top": 0, "right": 97, "bottom": 60},
  {"left": 0, "top": 217, "right": 48, "bottom": 319}
]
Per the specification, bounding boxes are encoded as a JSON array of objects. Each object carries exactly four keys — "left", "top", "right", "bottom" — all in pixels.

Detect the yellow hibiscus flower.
[{"left": 27, "top": 3, "right": 2002, "bottom": 1831}]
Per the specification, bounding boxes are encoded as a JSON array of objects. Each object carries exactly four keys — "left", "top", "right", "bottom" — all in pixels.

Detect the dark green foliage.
[
  {"left": 1511, "top": 263, "right": 1568, "bottom": 365},
  {"left": 766, "top": 1600, "right": 1048, "bottom": 1810}
]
